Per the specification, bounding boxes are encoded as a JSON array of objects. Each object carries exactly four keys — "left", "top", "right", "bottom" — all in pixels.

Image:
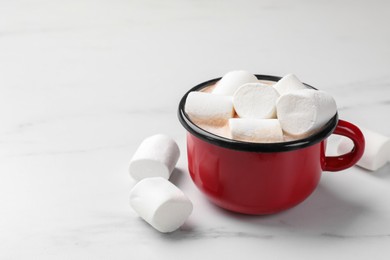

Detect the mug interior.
[{"left": 178, "top": 74, "right": 338, "bottom": 152}]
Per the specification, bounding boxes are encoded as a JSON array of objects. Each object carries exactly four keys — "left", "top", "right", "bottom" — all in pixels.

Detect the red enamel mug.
[{"left": 178, "top": 74, "right": 365, "bottom": 215}]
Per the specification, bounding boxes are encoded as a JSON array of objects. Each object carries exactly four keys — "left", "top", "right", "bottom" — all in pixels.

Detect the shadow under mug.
[{"left": 178, "top": 74, "right": 365, "bottom": 215}]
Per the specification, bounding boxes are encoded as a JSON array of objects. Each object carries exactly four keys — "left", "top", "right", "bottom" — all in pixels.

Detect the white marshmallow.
[
  {"left": 130, "top": 177, "right": 193, "bottom": 233},
  {"left": 233, "top": 83, "right": 280, "bottom": 119},
  {"left": 273, "top": 74, "right": 307, "bottom": 96},
  {"left": 129, "top": 134, "right": 180, "bottom": 181},
  {"left": 337, "top": 127, "right": 390, "bottom": 171},
  {"left": 276, "top": 89, "right": 337, "bottom": 137},
  {"left": 212, "top": 70, "right": 258, "bottom": 95},
  {"left": 229, "top": 118, "right": 284, "bottom": 143},
  {"left": 185, "top": 91, "right": 234, "bottom": 125}
]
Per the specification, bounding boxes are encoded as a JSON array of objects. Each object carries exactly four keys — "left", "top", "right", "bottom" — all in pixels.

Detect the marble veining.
[{"left": 1, "top": 0, "right": 390, "bottom": 259}]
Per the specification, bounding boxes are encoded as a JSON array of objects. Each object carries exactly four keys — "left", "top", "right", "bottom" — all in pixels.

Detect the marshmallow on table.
[
  {"left": 129, "top": 134, "right": 180, "bottom": 181},
  {"left": 233, "top": 83, "right": 280, "bottom": 119},
  {"left": 212, "top": 70, "right": 258, "bottom": 96},
  {"left": 229, "top": 118, "right": 284, "bottom": 143},
  {"left": 273, "top": 74, "right": 308, "bottom": 96},
  {"left": 276, "top": 89, "right": 337, "bottom": 137},
  {"left": 185, "top": 91, "right": 234, "bottom": 125},
  {"left": 130, "top": 177, "right": 193, "bottom": 233},
  {"left": 337, "top": 127, "right": 390, "bottom": 171}
]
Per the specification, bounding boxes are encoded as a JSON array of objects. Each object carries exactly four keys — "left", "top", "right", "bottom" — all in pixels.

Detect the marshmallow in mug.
[
  {"left": 337, "top": 127, "right": 390, "bottom": 171},
  {"left": 229, "top": 118, "right": 284, "bottom": 143},
  {"left": 277, "top": 89, "right": 337, "bottom": 137},
  {"left": 130, "top": 177, "right": 193, "bottom": 233},
  {"left": 212, "top": 70, "right": 258, "bottom": 96},
  {"left": 233, "top": 83, "right": 280, "bottom": 119},
  {"left": 273, "top": 73, "right": 308, "bottom": 96},
  {"left": 129, "top": 134, "right": 180, "bottom": 181},
  {"left": 185, "top": 91, "right": 234, "bottom": 125}
]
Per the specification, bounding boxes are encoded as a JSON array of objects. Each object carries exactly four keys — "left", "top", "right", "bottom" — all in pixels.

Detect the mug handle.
[{"left": 323, "top": 120, "right": 365, "bottom": 172}]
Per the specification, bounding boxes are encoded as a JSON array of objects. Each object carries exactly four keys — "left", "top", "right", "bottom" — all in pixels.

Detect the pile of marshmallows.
[
  {"left": 185, "top": 71, "right": 337, "bottom": 142},
  {"left": 128, "top": 134, "right": 192, "bottom": 233}
]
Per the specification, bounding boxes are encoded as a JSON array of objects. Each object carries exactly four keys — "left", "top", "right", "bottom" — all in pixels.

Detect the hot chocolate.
[
  {"left": 184, "top": 72, "right": 337, "bottom": 143},
  {"left": 178, "top": 74, "right": 364, "bottom": 215},
  {"left": 194, "top": 80, "right": 299, "bottom": 141}
]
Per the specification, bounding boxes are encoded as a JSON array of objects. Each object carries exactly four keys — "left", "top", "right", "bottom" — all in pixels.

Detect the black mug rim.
[{"left": 178, "top": 74, "right": 338, "bottom": 153}]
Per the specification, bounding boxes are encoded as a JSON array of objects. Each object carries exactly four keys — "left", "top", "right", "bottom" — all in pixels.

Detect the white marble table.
[{"left": 1, "top": 0, "right": 390, "bottom": 259}]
